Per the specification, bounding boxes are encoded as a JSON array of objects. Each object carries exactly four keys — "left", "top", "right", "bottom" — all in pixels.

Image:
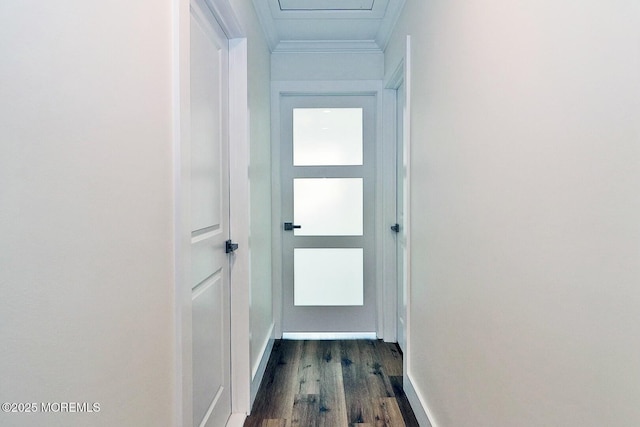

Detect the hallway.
[
  {"left": 2, "top": 0, "right": 640, "bottom": 426},
  {"left": 244, "top": 340, "right": 419, "bottom": 427}
]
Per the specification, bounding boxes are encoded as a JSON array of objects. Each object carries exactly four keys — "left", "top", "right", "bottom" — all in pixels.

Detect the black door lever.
[
  {"left": 225, "top": 239, "right": 239, "bottom": 253},
  {"left": 284, "top": 222, "right": 302, "bottom": 231}
]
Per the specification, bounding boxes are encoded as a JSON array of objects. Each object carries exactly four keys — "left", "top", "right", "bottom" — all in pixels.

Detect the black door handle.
[
  {"left": 284, "top": 222, "right": 302, "bottom": 231},
  {"left": 225, "top": 239, "right": 239, "bottom": 253}
]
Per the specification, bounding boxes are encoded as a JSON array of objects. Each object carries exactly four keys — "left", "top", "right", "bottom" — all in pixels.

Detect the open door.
[{"left": 186, "top": 1, "right": 232, "bottom": 425}]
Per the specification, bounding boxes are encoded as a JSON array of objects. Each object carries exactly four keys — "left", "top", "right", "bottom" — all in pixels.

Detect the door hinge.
[
  {"left": 225, "top": 239, "right": 239, "bottom": 254},
  {"left": 391, "top": 223, "right": 400, "bottom": 233}
]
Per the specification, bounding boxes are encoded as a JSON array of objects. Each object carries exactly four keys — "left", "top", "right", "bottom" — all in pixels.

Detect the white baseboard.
[
  {"left": 282, "top": 332, "right": 377, "bottom": 340},
  {"left": 250, "top": 323, "right": 275, "bottom": 409},
  {"left": 404, "top": 372, "right": 437, "bottom": 427},
  {"left": 226, "top": 413, "right": 246, "bottom": 427}
]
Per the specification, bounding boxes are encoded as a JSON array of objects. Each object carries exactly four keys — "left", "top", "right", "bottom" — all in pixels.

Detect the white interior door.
[
  {"left": 189, "top": 3, "right": 231, "bottom": 426},
  {"left": 395, "top": 81, "right": 408, "bottom": 352},
  {"left": 281, "top": 95, "right": 377, "bottom": 336}
]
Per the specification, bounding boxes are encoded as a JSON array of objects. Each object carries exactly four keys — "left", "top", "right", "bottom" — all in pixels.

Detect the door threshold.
[{"left": 282, "top": 332, "right": 377, "bottom": 340}]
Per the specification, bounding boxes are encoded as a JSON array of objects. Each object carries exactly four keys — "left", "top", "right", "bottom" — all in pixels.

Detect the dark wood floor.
[{"left": 244, "top": 339, "right": 420, "bottom": 427}]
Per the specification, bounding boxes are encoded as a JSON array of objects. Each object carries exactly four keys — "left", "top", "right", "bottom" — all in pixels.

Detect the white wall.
[
  {"left": 0, "top": 1, "right": 175, "bottom": 426},
  {"left": 0, "top": 0, "right": 273, "bottom": 424},
  {"left": 272, "top": 51, "right": 384, "bottom": 81},
  {"left": 386, "top": 1, "right": 640, "bottom": 426}
]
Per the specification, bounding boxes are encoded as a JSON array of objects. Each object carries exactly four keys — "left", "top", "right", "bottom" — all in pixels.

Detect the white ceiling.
[{"left": 252, "top": 0, "right": 406, "bottom": 52}]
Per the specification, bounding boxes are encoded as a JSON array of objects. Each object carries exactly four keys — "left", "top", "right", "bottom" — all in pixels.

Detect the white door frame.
[
  {"left": 384, "top": 36, "right": 431, "bottom": 426},
  {"left": 384, "top": 59, "right": 408, "bottom": 349},
  {"left": 174, "top": 0, "right": 250, "bottom": 425},
  {"left": 271, "top": 80, "right": 394, "bottom": 339}
]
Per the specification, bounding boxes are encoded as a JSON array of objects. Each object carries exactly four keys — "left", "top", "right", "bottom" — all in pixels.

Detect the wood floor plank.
[
  {"left": 260, "top": 420, "right": 288, "bottom": 427},
  {"left": 318, "top": 339, "right": 341, "bottom": 364},
  {"left": 389, "top": 376, "right": 420, "bottom": 427},
  {"left": 340, "top": 340, "right": 376, "bottom": 424},
  {"left": 317, "top": 354, "right": 348, "bottom": 426},
  {"left": 297, "top": 340, "right": 321, "bottom": 394},
  {"left": 357, "top": 340, "right": 395, "bottom": 399},
  {"left": 290, "top": 394, "right": 319, "bottom": 426},
  {"left": 373, "top": 340, "right": 403, "bottom": 376},
  {"left": 371, "top": 397, "right": 406, "bottom": 427},
  {"left": 247, "top": 340, "right": 302, "bottom": 421}
]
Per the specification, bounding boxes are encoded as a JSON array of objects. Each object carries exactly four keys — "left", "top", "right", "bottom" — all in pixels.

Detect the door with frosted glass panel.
[{"left": 281, "top": 95, "right": 376, "bottom": 334}]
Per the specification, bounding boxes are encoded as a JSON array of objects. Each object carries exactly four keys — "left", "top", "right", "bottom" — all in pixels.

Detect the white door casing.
[
  {"left": 395, "top": 79, "right": 408, "bottom": 353},
  {"left": 387, "top": 35, "right": 412, "bottom": 361}
]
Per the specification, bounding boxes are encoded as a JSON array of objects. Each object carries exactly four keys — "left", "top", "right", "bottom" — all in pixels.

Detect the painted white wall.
[
  {"left": 272, "top": 51, "right": 384, "bottom": 81},
  {"left": 231, "top": 0, "right": 275, "bottom": 389},
  {"left": 385, "top": 1, "right": 640, "bottom": 426},
  {"left": 0, "top": 1, "right": 174, "bottom": 426}
]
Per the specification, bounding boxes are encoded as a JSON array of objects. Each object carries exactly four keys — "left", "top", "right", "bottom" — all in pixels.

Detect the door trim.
[
  {"left": 382, "top": 84, "right": 399, "bottom": 343},
  {"left": 174, "top": 0, "right": 250, "bottom": 425},
  {"left": 282, "top": 332, "right": 377, "bottom": 340},
  {"left": 228, "top": 36, "right": 250, "bottom": 416},
  {"left": 270, "top": 79, "right": 387, "bottom": 339},
  {"left": 384, "top": 33, "right": 413, "bottom": 381},
  {"left": 382, "top": 62, "right": 405, "bottom": 346}
]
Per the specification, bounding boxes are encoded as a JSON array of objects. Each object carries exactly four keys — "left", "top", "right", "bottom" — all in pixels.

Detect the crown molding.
[
  {"left": 273, "top": 39, "right": 382, "bottom": 53},
  {"left": 375, "top": 0, "right": 406, "bottom": 51},
  {"left": 203, "top": 0, "right": 243, "bottom": 38},
  {"left": 278, "top": 0, "right": 374, "bottom": 12},
  {"left": 252, "top": 0, "right": 280, "bottom": 51},
  {"left": 270, "top": 0, "right": 386, "bottom": 19},
  {"left": 252, "top": 0, "right": 406, "bottom": 53}
]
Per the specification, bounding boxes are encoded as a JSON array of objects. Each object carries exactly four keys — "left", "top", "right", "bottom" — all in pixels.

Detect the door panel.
[
  {"left": 190, "top": 4, "right": 231, "bottom": 426},
  {"left": 192, "top": 274, "right": 225, "bottom": 422},
  {"left": 281, "top": 95, "right": 376, "bottom": 334}
]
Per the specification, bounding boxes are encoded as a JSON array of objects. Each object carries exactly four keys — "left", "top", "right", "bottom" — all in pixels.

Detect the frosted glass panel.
[
  {"left": 294, "top": 248, "right": 364, "bottom": 306},
  {"left": 293, "top": 108, "right": 363, "bottom": 166},
  {"left": 294, "top": 178, "right": 363, "bottom": 236}
]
